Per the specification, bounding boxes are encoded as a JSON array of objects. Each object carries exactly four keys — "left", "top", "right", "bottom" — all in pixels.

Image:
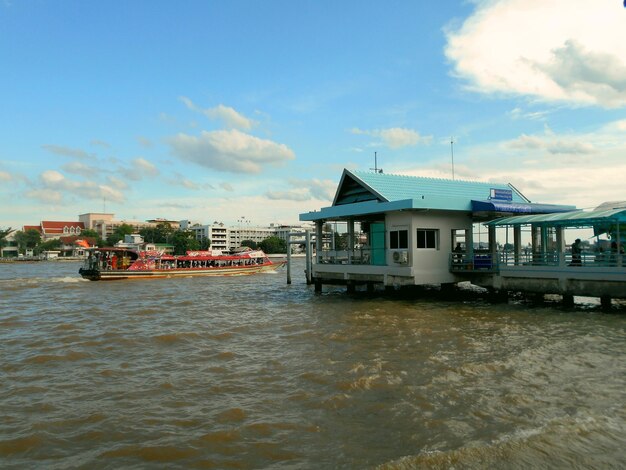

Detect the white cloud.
[
  {"left": 168, "top": 129, "right": 295, "bottom": 174},
  {"left": 180, "top": 97, "right": 257, "bottom": 130},
  {"left": 402, "top": 118, "right": 626, "bottom": 209},
  {"left": 106, "top": 176, "right": 129, "bottom": 190},
  {"left": 131, "top": 157, "right": 159, "bottom": 176},
  {"left": 265, "top": 177, "right": 336, "bottom": 202},
  {"left": 41, "top": 144, "right": 91, "bottom": 159},
  {"left": 508, "top": 134, "right": 595, "bottom": 155},
  {"left": 62, "top": 161, "right": 101, "bottom": 177},
  {"left": 351, "top": 127, "right": 432, "bottom": 149},
  {"left": 445, "top": 0, "right": 626, "bottom": 108},
  {"left": 25, "top": 188, "right": 63, "bottom": 204},
  {"left": 0, "top": 171, "right": 12, "bottom": 182},
  {"left": 28, "top": 170, "right": 125, "bottom": 203}
]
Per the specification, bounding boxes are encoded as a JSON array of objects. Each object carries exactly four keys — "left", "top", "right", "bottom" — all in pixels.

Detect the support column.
[
  {"left": 617, "top": 223, "right": 623, "bottom": 268},
  {"left": 556, "top": 227, "right": 565, "bottom": 267},
  {"left": 305, "top": 230, "right": 312, "bottom": 285},
  {"left": 562, "top": 293, "right": 574, "bottom": 307},
  {"left": 466, "top": 226, "right": 474, "bottom": 267},
  {"left": 514, "top": 225, "right": 522, "bottom": 265},
  {"left": 601, "top": 295, "right": 612, "bottom": 311},
  {"left": 286, "top": 232, "right": 292, "bottom": 284},
  {"left": 347, "top": 218, "right": 354, "bottom": 264},
  {"left": 488, "top": 224, "right": 497, "bottom": 268},
  {"left": 531, "top": 225, "right": 540, "bottom": 264},
  {"left": 315, "top": 220, "right": 323, "bottom": 263}
]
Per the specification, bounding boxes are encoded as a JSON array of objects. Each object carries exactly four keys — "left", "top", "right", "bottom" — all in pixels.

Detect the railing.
[
  {"left": 317, "top": 248, "right": 375, "bottom": 265},
  {"left": 450, "top": 250, "right": 624, "bottom": 272}
]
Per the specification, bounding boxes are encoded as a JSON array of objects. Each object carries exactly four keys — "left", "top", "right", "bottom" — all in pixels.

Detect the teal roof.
[
  {"left": 487, "top": 208, "right": 626, "bottom": 227},
  {"left": 334, "top": 169, "right": 529, "bottom": 205},
  {"left": 299, "top": 168, "right": 575, "bottom": 222}
]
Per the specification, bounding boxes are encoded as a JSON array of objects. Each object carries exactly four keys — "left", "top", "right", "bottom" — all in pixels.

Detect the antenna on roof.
[
  {"left": 370, "top": 151, "right": 383, "bottom": 173},
  {"left": 450, "top": 137, "right": 455, "bottom": 180}
]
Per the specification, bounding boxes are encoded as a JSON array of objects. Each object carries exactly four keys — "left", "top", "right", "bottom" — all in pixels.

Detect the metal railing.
[
  {"left": 450, "top": 250, "right": 624, "bottom": 271},
  {"left": 317, "top": 248, "right": 377, "bottom": 265}
]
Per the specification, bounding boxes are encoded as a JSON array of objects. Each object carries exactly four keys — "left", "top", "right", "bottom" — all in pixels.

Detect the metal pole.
[
  {"left": 450, "top": 137, "right": 455, "bottom": 180},
  {"left": 286, "top": 232, "right": 292, "bottom": 284},
  {"left": 305, "top": 230, "right": 312, "bottom": 284}
]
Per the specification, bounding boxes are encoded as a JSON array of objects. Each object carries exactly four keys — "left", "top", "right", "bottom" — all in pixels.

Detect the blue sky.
[{"left": 1, "top": 0, "right": 625, "bottom": 230}]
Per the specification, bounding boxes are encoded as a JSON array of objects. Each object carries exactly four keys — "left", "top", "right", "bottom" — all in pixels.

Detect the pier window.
[
  {"left": 390, "top": 229, "right": 408, "bottom": 249},
  {"left": 416, "top": 229, "right": 438, "bottom": 249}
]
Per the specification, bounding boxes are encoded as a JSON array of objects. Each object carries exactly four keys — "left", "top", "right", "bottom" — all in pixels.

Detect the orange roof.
[
  {"left": 23, "top": 225, "right": 42, "bottom": 232},
  {"left": 41, "top": 221, "right": 85, "bottom": 234}
]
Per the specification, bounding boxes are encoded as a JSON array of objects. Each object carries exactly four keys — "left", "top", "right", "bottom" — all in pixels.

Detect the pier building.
[{"left": 298, "top": 169, "right": 626, "bottom": 306}]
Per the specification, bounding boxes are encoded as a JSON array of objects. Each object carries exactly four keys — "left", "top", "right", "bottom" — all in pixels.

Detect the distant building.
[
  {"left": 188, "top": 221, "right": 313, "bottom": 252},
  {"left": 78, "top": 213, "right": 180, "bottom": 240},
  {"left": 0, "top": 229, "right": 19, "bottom": 258},
  {"left": 22, "top": 221, "right": 85, "bottom": 241},
  {"left": 188, "top": 222, "right": 229, "bottom": 251}
]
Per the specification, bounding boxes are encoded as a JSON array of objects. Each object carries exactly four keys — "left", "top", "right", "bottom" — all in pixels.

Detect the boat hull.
[{"left": 79, "top": 261, "right": 285, "bottom": 281}]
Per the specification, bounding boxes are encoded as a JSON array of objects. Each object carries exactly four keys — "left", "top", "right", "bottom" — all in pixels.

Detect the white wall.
[{"left": 386, "top": 210, "right": 472, "bottom": 284}]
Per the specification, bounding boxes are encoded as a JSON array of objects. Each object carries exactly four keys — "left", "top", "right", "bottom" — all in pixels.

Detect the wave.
[{"left": 377, "top": 414, "right": 626, "bottom": 470}]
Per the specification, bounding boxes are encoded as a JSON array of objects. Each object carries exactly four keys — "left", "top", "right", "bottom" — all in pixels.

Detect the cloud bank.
[
  {"left": 445, "top": 0, "right": 626, "bottom": 108},
  {"left": 168, "top": 129, "right": 295, "bottom": 174},
  {"left": 180, "top": 97, "right": 257, "bottom": 130}
]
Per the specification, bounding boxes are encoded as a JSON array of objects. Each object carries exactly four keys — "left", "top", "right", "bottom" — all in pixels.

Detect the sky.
[{"left": 1, "top": 0, "right": 625, "bottom": 230}]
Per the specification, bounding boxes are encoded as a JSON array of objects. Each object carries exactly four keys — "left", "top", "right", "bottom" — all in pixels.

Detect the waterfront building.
[
  {"left": 299, "top": 168, "right": 574, "bottom": 291},
  {"left": 187, "top": 222, "right": 229, "bottom": 251},
  {"left": 0, "top": 229, "right": 19, "bottom": 258},
  {"left": 21, "top": 221, "right": 85, "bottom": 241}
]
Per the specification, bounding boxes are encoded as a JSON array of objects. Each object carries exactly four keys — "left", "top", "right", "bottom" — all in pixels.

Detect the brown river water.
[{"left": 1, "top": 259, "right": 625, "bottom": 469}]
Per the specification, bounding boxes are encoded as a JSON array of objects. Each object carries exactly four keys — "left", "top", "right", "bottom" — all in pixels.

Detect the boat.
[{"left": 78, "top": 247, "right": 286, "bottom": 281}]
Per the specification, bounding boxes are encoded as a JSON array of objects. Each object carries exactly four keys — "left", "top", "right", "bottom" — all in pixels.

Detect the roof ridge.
[{"left": 351, "top": 169, "right": 507, "bottom": 186}]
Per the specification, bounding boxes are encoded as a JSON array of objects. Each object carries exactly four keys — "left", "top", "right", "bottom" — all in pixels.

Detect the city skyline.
[{"left": 1, "top": 0, "right": 625, "bottom": 230}]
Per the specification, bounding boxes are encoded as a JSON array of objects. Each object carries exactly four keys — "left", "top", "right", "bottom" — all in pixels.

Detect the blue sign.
[{"left": 490, "top": 188, "right": 513, "bottom": 201}]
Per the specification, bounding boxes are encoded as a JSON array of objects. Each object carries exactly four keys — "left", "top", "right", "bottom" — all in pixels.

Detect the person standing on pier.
[{"left": 571, "top": 238, "right": 582, "bottom": 266}]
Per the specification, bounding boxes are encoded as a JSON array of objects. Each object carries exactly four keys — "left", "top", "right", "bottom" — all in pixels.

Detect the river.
[{"left": 1, "top": 260, "right": 624, "bottom": 469}]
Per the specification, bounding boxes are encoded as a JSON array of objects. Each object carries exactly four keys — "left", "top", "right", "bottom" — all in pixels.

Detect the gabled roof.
[
  {"left": 332, "top": 169, "right": 529, "bottom": 206},
  {"left": 41, "top": 221, "right": 85, "bottom": 229},
  {"left": 301, "top": 168, "right": 575, "bottom": 222},
  {"left": 41, "top": 221, "right": 85, "bottom": 234}
]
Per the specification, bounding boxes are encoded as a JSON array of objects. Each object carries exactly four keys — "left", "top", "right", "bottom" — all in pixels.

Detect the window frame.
[
  {"left": 389, "top": 229, "right": 409, "bottom": 250},
  {"left": 416, "top": 228, "right": 439, "bottom": 250}
]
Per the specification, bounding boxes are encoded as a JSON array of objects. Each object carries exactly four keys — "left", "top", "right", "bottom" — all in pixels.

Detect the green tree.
[
  {"left": 0, "top": 227, "right": 12, "bottom": 249},
  {"left": 14, "top": 229, "right": 41, "bottom": 252},
  {"left": 171, "top": 230, "right": 200, "bottom": 255},
  {"left": 106, "top": 223, "right": 134, "bottom": 246},
  {"left": 258, "top": 236, "right": 286, "bottom": 254},
  {"left": 139, "top": 222, "right": 174, "bottom": 244},
  {"left": 241, "top": 239, "right": 258, "bottom": 250},
  {"left": 199, "top": 236, "right": 211, "bottom": 250},
  {"left": 34, "top": 238, "right": 62, "bottom": 255}
]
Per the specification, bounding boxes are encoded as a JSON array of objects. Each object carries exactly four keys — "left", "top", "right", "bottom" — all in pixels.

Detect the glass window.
[
  {"left": 390, "top": 229, "right": 408, "bottom": 249},
  {"left": 416, "top": 229, "right": 438, "bottom": 249}
]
